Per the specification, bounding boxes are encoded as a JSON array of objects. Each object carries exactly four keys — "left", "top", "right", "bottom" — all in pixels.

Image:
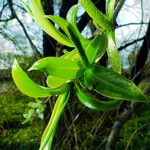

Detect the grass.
[
  {"left": 0, "top": 89, "right": 150, "bottom": 149},
  {"left": 0, "top": 94, "right": 45, "bottom": 150}
]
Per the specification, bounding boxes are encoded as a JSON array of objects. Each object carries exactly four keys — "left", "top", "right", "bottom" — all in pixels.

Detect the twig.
[
  {"left": 117, "top": 22, "right": 149, "bottom": 28},
  {"left": 8, "top": 0, "right": 42, "bottom": 58},
  {"left": 106, "top": 105, "right": 134, "bottom": 150},
  {"left": 114, "top": 0, "right": 126, "bottom": 22},
  {"left": 118, "top": 36, "right": 144, "bottom": 51}
]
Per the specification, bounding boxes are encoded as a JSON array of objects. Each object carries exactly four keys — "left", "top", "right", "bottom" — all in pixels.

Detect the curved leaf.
[
  {"left": 61, "top": 49, "right": 80, "bottom": 62},
  {"left": 29, "top": 57, "right": 85, "bottom": 79},
  {"left": 83, "top": 68, "right": 96, "bottom": 88},
  {"left": 47, "top": 75, "right": 69, "bottom": 88},
  {"left": 66, "top": 4, "right": 79, "bottom": 25},
  {"left": 107, "top": 31, "right": 121, "bottom": 73},
  {"left": 19, "top": 0, "right": 33, "bottom": 16},
  {"left": 75, "top": 83, "right": 121, "bottom": 110},
  {"left": 86, "top": 33, "right": 108, "bottom": 64},
  {"left": 27, "top": 0, "right": 73, "bottom": 47},
  {"left": 79, "top": 0, "right": 120, "bottom": 73},
  {"left": 44, "top": 15, "right": 70, "bottom": 37},
  {"left": 79, "top": 0, "right": 113, "bottom": 32},
  {"left": 106, "top": 0, "right": 116, "bottom": 21},
  {"left": 12, "top": 59, "right": 70, "bottom": 98},
  {"left": 90, "top": 65, "right": 147, "bottom": 102},
  {"left": 66, "top": 4, "right": 87, "bottom": 44}
]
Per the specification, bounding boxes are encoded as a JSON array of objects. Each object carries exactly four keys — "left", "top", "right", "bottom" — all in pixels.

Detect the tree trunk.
[
  {"left": 42, "top": 0, "right": 56, "bottom": 57},
  {"left": 131, "top": 20, "right": 150, "bottom": 84}
]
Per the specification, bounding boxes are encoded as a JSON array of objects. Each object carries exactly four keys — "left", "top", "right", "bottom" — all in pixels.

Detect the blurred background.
[{"left": 0, "top": 0, "right": 150, "bottom": 149}]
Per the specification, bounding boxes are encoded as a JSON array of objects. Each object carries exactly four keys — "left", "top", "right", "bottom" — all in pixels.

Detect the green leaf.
[
  {"left": 89, "top": 65, "right": 147, "bottom": 102},
  {"left": 66, "top": 4, "right": 87, "bottom": 44},
  {"left": 12, "top": 59, "right": 70, "bottom": 97},
  {"left": 79, "top": 0, "right": 120, "bottom": 73},
  {"left": 86, "top": 33, "right": 108, "bottom": 64},
  {"left": 40, "top": 91, "right": 70, "bottom": 150},
  {"left": 83, "top": 68, "right": 96, "bottom": 88},
  {"left": 26, "top": 0, "right": 73, "bottom": 47},
  {"left": 67, "top": 24, "right": 90, "bottom": 67},
  {"left": 79, "top": 0, "right": 113, "bottom": 32},
  {"left": 107, "top": 31, "right": 121, "bottom": 73},
  {"left": 75, "top": 83, "right": 121, "bottom": 110},
  {"left": 47, "top": 75, "right": 69, "bottom": 88},
  {"left": 37, "top": 0, "right": 42, "bottom": 9},
  {"left": 44, "top": 15, "right": 89, "bottom": 48},
  {"left": 61, "top": 49, "right": 80, "bottom": 62},
  {"left": 19, "top": 0, "right": 33, "bottom": 16},
  {"left": 67, "top": 4, "right": 79, "bottom": 26},
  {"left": 106, "top": 0, "right": 116, "bottom": 21},
  {"left": 29, "top": 57, "right": 85, "bottom": 79},
  {"left": 44, "top": 15, "right": 70, "bottom": 37}
]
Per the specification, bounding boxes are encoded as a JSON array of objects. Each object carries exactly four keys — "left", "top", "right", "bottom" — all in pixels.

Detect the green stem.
[
  {"left": 67, "top": 24, "right": 90, "bottom": 68},
  {"left": 45, "top": 130, "right": 55, "bottom": 150},
  {"left": 39, "top": 91, "right": 70, "bottom": 150}
]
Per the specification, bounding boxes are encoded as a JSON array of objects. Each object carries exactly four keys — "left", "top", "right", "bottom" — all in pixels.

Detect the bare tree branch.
[
  {"left": 117, "top": 22, "right": 149, "bottom": 28},
  {"left": 131, "top": 20, "right": 150, "bottom": 84},
  {"left": 0, "top": 28, "right": 22, "bottom": 50},
  {"left": 118, "top": 36, "right": 145, "bottom": 51},
  {"left": 0, "top": 2, "right": 15, "bottom": 22},
  {"left": 114, "top": 0, "right": 126, "bottom": 20},
  {"left": 106, "top": 105, "right": 133, "bottom": 150},
  {"left": 8, "top": 0, "right": 42, "bottom": 58}
]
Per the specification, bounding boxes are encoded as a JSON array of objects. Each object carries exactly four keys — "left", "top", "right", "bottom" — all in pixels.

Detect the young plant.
[{"left": 12, "top": 0, "right": 149, "bottom": 149}]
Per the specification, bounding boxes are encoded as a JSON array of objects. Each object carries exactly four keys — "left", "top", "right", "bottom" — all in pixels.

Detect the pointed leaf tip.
[
  {"left": 29, "top": 57, "right": 85, "bottom": 79},
  {"left": 28, "top": 63, "right": 38, "bottom": 71},
  {"left": 12, "top": 59, "right": 69, "bottom": 97}
]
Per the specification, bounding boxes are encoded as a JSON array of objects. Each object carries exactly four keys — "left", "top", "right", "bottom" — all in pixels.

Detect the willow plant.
[{"left": 12, "top": 0, "right": 149, "bottom": 149}]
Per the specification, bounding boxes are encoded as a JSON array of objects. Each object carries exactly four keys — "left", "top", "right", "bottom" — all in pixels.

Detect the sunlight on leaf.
[
  {"left": 107, "top": 31, "right": 121, "bottom": 73},
  {"left": 92, "top": 65, "right": 147, "bottom": 101},
  {"left": 86, "top": 33, "right": 108, "bottom": 64},
  {"left": 20, "top": 0, "right": 73, "bottom": 47},
  {"left": 12, "top": 59, "right": 69, "bottom": 97},
  {"left": 47, "top": 75, "right": 69, "bottom": 88},
  {"left": 79, "top": 0, "right": 113, "bottom": 31},
  {"left": 106, "top": 0, "right": 116, "bottom": 21},
  {"left": 29, "top": 57, "right": 85, "bottom": 79}
]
